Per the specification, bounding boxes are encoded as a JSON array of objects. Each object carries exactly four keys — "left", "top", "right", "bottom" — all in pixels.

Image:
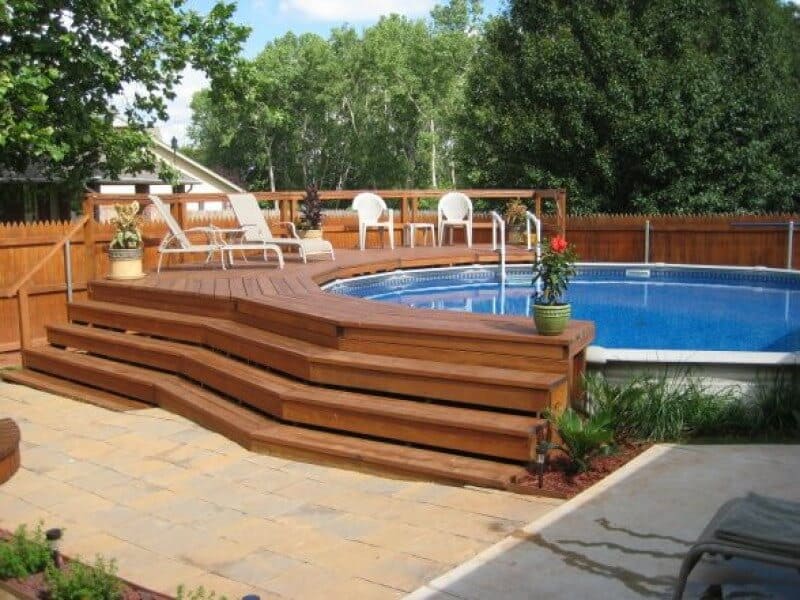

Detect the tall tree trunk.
[{"left": 430, "top": 118, "right": 437, "bottom": 188}]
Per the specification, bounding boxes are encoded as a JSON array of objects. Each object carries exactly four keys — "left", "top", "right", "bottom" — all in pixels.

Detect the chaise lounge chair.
[
  {"left": 150, "top": 195, "right": 284, "bottom": 272},
  {"left": 228, "top": 193, "right": 335, "bottom": 263},
  {"left": 673, "top": 492, "right": 800, "bottom": 599}
]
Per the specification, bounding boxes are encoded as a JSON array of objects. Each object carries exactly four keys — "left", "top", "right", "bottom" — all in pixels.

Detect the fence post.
[
  {"left": 17, "top": 285, "right": 31, "bottom": 351},
  {"left": 788, "top": 221, "right": 795, "bottom": 270},
  {"left": 82, "top": 197, "right": 96, "bottom": 283},
  {"left": 644, "top": 220, "right": 651, "bottom": 264}
]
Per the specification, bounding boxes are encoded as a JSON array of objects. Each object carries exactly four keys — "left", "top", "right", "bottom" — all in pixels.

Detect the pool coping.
[{"left": 323, "top": 261, "right": 800, "bottom": 367}]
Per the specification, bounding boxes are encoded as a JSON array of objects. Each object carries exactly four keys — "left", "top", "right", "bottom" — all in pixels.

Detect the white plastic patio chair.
[
  {"left": 352, "top": 192, "right": 394, "bottom": 250},
  {"left": 150, "top": 195, "right": 284, "bottom": 272},
  {"left": 228, "top": 193, "right": 334, "bottom": 263},
  {"left": 437, "top": 192, "right": 473, "bottom": 247}
]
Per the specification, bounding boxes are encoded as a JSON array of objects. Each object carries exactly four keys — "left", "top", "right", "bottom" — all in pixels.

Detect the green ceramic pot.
[{"left": 533, "top": 303, "right": 571, "bottom": 336}]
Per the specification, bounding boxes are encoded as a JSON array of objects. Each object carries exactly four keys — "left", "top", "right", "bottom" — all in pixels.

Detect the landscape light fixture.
[{"left": 45, "top": 528, "right": 63, "bottom": 568}]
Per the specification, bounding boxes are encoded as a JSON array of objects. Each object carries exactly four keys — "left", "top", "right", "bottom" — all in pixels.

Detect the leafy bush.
[
  {"left": 109, "top": 202, "right": 143, "bottom": 250},
  {"left": 0, "top": 522, "right": 53, "bottom": 579},
  {"left": 585, "top": 369, "right": 800, "bottom": 442},
  {"left": 45, "top": 556, "right": 121, "bottom": 600},
  {"left": 176, "top": 585, "right": 227, "bottom": 600},
  {"left": 551, "top": 408, "right": 614, "bottom": 473},
  {"left": 299, "top": 183, "right": 323, "bottom": 230}
]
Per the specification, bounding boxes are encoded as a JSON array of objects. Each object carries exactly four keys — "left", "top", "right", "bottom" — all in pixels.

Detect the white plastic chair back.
[
  {"left": 150, "top": 195, "right": 190, "bottom": 248},
  {"left": 229, "top": 193, "right": 274, "bottom": 243},
  {"left": 438, "top": 192, "right": 472, "bottom": 222},
  {"left": 352, "top": 192, "right": 387, "bottom": 224}
]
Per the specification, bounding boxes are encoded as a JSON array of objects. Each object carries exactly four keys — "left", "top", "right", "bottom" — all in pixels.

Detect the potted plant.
[
  {"left": 108, "top": 201, "right": 144, "bottom": 279},
  {"left": 531, "top": 235, "right": 577, "bottom": 335},
  {"left": 297, "top": 184, "right": 324, "bottom": 239},
  {"left": 504, "top": 199, "right": 528, "bottom": 245}
]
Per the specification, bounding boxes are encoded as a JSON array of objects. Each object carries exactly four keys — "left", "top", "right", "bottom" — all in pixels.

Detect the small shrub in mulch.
[{"left": 0, "top": 526, "right": 173, "bottom": 600}]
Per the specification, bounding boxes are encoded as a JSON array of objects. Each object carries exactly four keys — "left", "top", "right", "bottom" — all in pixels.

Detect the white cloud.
[
  {"left": 159, "top": 68, "right": 209, "bottom": 146},
  {"left": 280, "top": 0, "right": 436, "bottom": 21}
]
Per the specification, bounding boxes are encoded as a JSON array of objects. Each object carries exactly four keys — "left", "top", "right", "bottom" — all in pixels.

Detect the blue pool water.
[{"left": 326, "top": 266, "right": 800, "bottom": 352}]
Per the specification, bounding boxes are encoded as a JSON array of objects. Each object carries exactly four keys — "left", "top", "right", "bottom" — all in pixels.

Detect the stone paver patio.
[{"left": 0, "top": 380, "right": 561, "bottom": 599}]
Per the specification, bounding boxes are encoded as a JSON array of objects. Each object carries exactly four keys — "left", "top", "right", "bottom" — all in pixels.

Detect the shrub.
[
  {"left": 748, "top": 368, "right": 800, "bottom": 436},
  {"left": 551, "top": 408, "right": 614, "bottom": 473},
  {"left": 0, "top": 522, "right": 53, "bottom": 579},
  {"left": 109, "top": 202, "right": 143, "bottom": 250},
  {"left": 585, "top": 372, "right": 740, "bottom": 442},
  {"left": 45, "top": 556, "right": 121, "bottom": 600}
]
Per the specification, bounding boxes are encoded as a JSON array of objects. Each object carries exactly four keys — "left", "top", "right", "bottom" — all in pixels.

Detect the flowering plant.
[{"left": 532, "top": 235, "right": 578, "bottom": 305}]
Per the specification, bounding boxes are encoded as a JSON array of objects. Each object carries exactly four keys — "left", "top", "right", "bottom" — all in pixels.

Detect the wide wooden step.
[
  {"left": 21, "top": 347, "right": 527, "bottom": 491},
  {"left": 68, "top": 300, "right": 566, "bottom": 413},
  {"left": 1, "top": 369, "right": 149, "bottom": 412},
  {"left": 45, "top": 324, "right": 545, "bottom": 461}
]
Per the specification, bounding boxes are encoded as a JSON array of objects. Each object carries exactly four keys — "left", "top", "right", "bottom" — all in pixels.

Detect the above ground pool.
[{"left": 324, "top": 264, "right": 800, "bottom": 355}]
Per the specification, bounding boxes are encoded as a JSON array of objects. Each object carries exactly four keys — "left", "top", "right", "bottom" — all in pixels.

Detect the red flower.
[{"left": 550, "top": 236, "right": 568, "bottom": 253}]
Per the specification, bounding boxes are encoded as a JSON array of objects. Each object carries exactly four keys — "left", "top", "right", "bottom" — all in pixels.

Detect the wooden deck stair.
[{"left": 6, "top": 258, "right": 595, "bottom": 493}]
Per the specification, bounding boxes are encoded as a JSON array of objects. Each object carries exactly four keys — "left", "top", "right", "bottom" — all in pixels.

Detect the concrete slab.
[{"left": 409, "top": 444, "right": 800, "bottom": 600}]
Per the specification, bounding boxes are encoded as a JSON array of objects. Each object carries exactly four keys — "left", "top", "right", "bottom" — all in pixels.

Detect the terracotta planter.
[
  {"left": 533, "top": 303, "right": 571, "bottom": 336},
  {"left": 108, "top": 247, "right": 144, "bottom": 280},
  {"left": 298, "top": 229, "right": 323, "bottom": 240}
]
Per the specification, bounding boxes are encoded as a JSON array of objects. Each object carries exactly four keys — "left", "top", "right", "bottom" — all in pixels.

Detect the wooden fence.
[{"left": 0, "top": 189, "right": 797, "bottom": 352}]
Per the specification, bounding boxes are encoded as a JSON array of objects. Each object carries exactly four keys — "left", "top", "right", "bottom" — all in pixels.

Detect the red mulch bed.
[{"left": 510, "top": 442, "right": 652, "bottom": 499}]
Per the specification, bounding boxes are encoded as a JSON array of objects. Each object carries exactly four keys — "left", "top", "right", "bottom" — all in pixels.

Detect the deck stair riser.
[
  {"left": 44, "top": 324, "right": 544, "bottom": 461},
  {"left": 67, "top": 301, "right": 566, "bottom": 413},
  {"left": 15, "top": 348, "right": 529, "bottom": 492}
]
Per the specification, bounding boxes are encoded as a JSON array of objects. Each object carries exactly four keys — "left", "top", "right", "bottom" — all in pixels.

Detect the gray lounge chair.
[{"left": 673, "top": 493, "right": 800, "bottom": 599}]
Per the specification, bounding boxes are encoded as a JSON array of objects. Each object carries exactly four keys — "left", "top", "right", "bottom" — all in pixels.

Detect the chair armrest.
[{"left": 277, "top": 221, "right": 300, "bottom": 239}]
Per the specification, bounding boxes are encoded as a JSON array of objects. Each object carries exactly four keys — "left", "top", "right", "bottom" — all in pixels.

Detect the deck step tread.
[
  {"left": 1, "top": 368, "right": 150, "bottom": 411},
  {"left": 47, "top": 323, "right": 543, "bottom": 437},
  {"left": 68, "top": 300, "right": 563, "bottom": 389},
  {"left": 21, "top": 347, "right": 525, "bottom": 490}
]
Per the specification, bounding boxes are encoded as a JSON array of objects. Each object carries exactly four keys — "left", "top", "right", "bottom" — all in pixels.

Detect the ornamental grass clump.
[
  {"left": 109, "top": 202, "right": 143, "bottom": 250},
  {"left": 532, "top": 236, "right": 578, "bottom": 305}
]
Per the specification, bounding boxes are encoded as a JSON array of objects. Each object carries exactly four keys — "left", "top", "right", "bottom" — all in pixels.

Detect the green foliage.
[
  {"left": 459, "top": 0, "right": 800, "bottom": 213},
  {"left": 551, "top": 408, "right": 614, "bottom": 473},
  {"left": 532, "top": 237, "right": 578, "bottom": 305},
  {"left": 585, "top": 370, "right": 800, "bottom": 442},
  {"left": 0, "top": 0, "right": 248, "bottom": 185},
  {"left": 109, "top": 202, "right": 143, "bottom": 250},
  {"left": 45, "top": 556, "right": 120, "bottom": 600},
  {"left": 176, "top": 584, "right": 227, "bottom": 600},
  {"left": 0, "top": 522, "right": 52, "bottom": 579},
  {"left": 187, "top": 1, "right": 483, "bottom": 190}
]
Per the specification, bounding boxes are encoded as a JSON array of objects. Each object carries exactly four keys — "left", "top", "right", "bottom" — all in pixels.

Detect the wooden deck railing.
[{"left": 0, "top": 215, "right": 90, "bottom": 350}]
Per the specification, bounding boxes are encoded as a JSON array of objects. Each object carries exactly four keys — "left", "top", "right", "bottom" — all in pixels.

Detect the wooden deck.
[{"left": 7, "top": 244, "right": 595, "bottom": 493}]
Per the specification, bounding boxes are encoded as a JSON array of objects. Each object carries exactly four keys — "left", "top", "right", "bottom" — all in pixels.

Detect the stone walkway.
[{"left": 0, "top": 380, "right": 561, "bottom": 599}]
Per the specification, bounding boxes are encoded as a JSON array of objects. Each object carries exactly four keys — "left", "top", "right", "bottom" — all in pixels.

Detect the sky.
[{"left": 160, "top": 0, "right": 504, "bottom": 145}]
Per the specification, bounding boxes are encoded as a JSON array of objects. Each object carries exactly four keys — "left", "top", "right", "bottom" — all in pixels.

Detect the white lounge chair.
[
  {"left": 352, "top": 192, "right": 394, "bottom": 250},
  {"left": 437, "top": 191, "right": 473, "bottom": 247},
  {"left": 227, "top": 193, "right": 334, "bottom": 263},
  {"left": 150, "top": 195, "right": 284, "bottom": 272}
]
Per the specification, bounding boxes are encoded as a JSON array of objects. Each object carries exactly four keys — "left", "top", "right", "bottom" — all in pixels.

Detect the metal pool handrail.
[
  {"left": 490, "top": 211, "right": 506, "bottom": 282},
  {"left": 525, "top": 211, "right": 542, "bottom": 262}
]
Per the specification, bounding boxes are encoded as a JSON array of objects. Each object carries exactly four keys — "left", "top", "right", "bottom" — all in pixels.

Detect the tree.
[
  {"left": 0, "top": 0, "right": 248, "bottom": 185},
  {"left": 458, "top": 0, "right": 800, "bottom": 213},
  {"left": 187, "top": 0, "right": 483, "bottom": 191}
]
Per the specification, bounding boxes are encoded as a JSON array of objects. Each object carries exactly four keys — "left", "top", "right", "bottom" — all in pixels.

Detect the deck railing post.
[
  {"left": 644, "top": 220, "right": 651, "bottom": 264},
  {"left": 82, "top": 197, "right": 96, "bottom": 283},
  {"left": 788, "top": 220, "right": 795, "bottom": 270},
  {"left": 64, "top": 239, "right": 73, "bottom": 303},
  {"left": 16, "top": 285, "right": 31, "bottom": 351}
]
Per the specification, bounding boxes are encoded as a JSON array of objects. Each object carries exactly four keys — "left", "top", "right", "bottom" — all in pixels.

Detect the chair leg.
[
  {"left": 157, "top": 253, "right": 164, "bottom": 273},
  {"left": 438, "top": 223, "right": 444, "bottom": 247},
  {"left": 389, "top": 226, "right": 394, "bottom": 250},
  {"left": 467, "top": 224, "right": 472, "bottom": 248},
  {"left": 359, "top": 224, "right": 365, "bottom": 250},
  {"left": 671, "top": 549, "right": 705, "bottom": 600}
]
